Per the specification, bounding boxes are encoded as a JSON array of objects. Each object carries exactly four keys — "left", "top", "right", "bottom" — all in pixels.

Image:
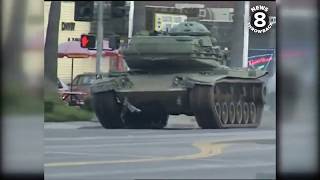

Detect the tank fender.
[
  {"left": 91, "top": 76, "right": 133, "bottom": 94},
  {"left": 184, "top": 75, "right": 227, "bottom": 88}
]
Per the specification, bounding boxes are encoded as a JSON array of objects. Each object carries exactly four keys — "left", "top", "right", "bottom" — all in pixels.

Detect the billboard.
[
  {"left": 248, "top": 48, "right": 275, "bottom": 73},
  {"left": 154, "top": 13, "right": 187, "bottom": 32}
]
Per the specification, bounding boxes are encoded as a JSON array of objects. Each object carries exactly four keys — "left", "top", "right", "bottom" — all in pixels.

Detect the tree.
[
  {"left": 44, "top": 1, "right": 61, "bottom": 110},
  {"left": 44, "top": 2, "right": 94, "bottom": 122},
  {"left": 3, "top": 0, "right": 26, "bottom": 86}
]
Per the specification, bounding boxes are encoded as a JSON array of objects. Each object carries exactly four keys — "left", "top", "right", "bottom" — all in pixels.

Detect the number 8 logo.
[{"left": 254, "top": 12, "right": 266, "bottom": 28}]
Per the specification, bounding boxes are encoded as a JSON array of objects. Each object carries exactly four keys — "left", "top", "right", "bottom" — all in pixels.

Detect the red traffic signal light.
[{"left": 80, "top": 34, "right": 96, "bottom": 49}]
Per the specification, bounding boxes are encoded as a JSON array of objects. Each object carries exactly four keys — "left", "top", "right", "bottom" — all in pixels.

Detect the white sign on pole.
[{"left": 154, "top": 13, "right": 187, "bottom": 32}]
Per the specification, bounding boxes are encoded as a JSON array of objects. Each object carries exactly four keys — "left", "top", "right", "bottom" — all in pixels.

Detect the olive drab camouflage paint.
[{"left": 91, "top": 22, "right": 267, "bottom": 129}]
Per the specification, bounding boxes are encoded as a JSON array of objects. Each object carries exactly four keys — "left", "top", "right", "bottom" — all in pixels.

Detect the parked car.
[
  {"left": 58, "top": 78, "right": 70, "bottom": 102},
  {"left": 68, "top": 73, "right": 109, "bottom": 108},
  {"left": 58, "top": 78, "right": 88, "bottom": 106},
  {"left": 69, "top": 73, "right": 108, "bottom": 93}
]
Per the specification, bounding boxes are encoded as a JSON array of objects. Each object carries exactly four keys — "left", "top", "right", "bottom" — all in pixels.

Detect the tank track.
[
  {"left": 92, "top": 91, "right": 125, "bottom": 129},
  {"left": 190, "top": 78, "right": 266, "bottom": 129},
  {"left": 92, "top": 91, "right": 168, "bottom": 129},
  {"left": 123, "top": 103, "right": 168, "bottom": 129}
]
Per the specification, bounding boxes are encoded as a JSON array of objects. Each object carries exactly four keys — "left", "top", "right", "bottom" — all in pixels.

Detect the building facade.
[{"left": 44, "top": 1, "right": 110, "bottom": 84}]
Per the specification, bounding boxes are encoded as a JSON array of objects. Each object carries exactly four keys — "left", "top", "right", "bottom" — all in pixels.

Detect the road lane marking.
[
  {"left": 45, "top": 151, "right": 157, "bottom": 158},
  {"left": 44, "top": 142, "right": 226, "bottom": 168},
  {"left": 45, "top": 151, "right": 107, "bottom": 157},
  {"left": 45, "top": 136, "right": 275, "bottom": 149}
]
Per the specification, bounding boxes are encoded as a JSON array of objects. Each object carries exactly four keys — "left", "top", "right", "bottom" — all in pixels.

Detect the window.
[
  {"left": 164, "top": 24, "right": 172, "bottom": 31},
  {"left": 199, "top": 9, "right": 206, "bottom": 18},
  {"left": 162, "top": 16, "right": 172, "bottom": 22},
  {"left": 78, "top": 75, "right": 96, "bottom": 85},
  {"left": 57, "top": 79, "right": 63, "bottom": 89},
  {"left": 72, "top": 76, "right": 80, "bottom": 86},
  {"left": 173, "top": 17, "right": 182, "bottom": 23}
]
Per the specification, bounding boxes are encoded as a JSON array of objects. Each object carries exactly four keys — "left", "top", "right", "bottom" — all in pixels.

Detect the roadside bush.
[
  {"left": 45, "top": 95, "right": 93, "bottom": 122},
  {"left": 80, "top": 97, "right": 94, "bottom": 111},
  {"left": 3, "top": 85, "right": 42, "bottom": 115}
]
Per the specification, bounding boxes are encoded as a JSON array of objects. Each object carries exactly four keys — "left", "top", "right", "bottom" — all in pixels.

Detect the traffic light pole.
[
  {"left": 128, "top": 1, "right": 134, "bottom": 42},
  {"left": 96, "top": 1, "right": 103, "bottom": 77},
  {"left": 242, "top": 1, "right": 250, "bottom": 68}
]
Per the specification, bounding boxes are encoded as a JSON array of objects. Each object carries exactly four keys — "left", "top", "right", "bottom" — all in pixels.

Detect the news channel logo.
[{"left": 248, "top": 5, "right": 275, "bottom": 34}]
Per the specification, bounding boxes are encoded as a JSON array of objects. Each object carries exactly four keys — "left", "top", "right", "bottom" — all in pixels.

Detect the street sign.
[{"left": 80, "top": 34, "right": 96, "bottom": 49}]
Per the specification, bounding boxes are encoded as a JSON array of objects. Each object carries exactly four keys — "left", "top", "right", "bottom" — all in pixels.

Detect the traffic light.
[
  {"left": 80, "top": 34, "right": 96, "bottom": 49},
  {"left": 111, "top": 1, "right": 126, "bottom": 18},
  {"left": 109, "top": 36, "right": 120, "bottom": 50},
  {"left": 74, "top": 1, "right": 94, "bottom": 21}
]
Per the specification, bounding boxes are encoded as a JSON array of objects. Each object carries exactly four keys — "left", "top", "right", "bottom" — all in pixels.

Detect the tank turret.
[
  {"left": 168, "top": 21, "right": 211, "bottom": 36},
  {"left": 121, "top": 21, "right": 227, "bottom": 71}
]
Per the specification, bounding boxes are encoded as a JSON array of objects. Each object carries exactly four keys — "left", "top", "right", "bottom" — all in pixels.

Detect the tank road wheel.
[
  {"left": 124, "top": 103, "right": 168, "bottom": 129},
  {"left": 221, "top": 102, "right": 229, "bottom": 124},
  {"left": 249, "top": 102, "right": 257, "bottom": 123},
  {"left": 215, "top": 102, "right": 222, "bottom": 122},
  {"left": 150, "top": 111, "right": 169, "bottom": 129},
  {"left": 124, "top": 112, "right": 144, "bottom": 129},
  {"left": 92, "top": 91, "right": 124, "bottom": 129},
  {"left": 243, "top": 102, "right": 250, "bottom": 124},
  {"left": 148, "top": 103, "right": 168, "bottom": 129},
  {"left": 236, "top": 102, "right": 243, "bottom": 124},
  {"left": 190, "top": 85, "right": 224, "bottom": 129},
  {"left": 229, "top": 102, "right": 236, "bottom": 124}
]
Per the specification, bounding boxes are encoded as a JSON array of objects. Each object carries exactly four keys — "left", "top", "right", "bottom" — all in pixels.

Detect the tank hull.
[{"left": 91, "top": 72, "right": 266, "bottom": 129}]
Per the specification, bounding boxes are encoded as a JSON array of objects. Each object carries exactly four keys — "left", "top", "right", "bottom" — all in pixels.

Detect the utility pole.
[
  {"left": 128, "top": 1, "right": 134, "bottom": 42},
  {"left": 242, "top": 1, "right": 250, "bottom": 68},
  {"left": 96, "top": 1, "right": 104, "bottom": 77},
  {"left": 230, "top": 1, "right": 249, "bottom": 68}
]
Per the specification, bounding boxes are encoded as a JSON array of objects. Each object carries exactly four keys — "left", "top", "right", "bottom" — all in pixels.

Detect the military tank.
[{"left": 91, "top": 21, "right": 267, "bottom": 129}]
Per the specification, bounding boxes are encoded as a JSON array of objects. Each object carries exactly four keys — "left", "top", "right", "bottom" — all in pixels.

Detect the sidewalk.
[{"left": 44, "top": 121, "right": 101, "bottom": 129}]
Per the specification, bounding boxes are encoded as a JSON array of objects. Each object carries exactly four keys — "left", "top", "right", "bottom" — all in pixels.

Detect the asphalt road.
[{"left": 44, "top": 112, "right": 276, "bottom": 180}]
